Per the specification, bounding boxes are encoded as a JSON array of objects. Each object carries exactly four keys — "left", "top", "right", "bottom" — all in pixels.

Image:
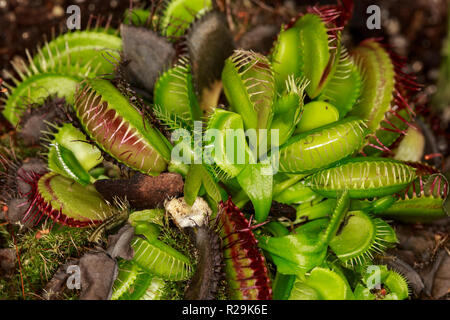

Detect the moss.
[
  {"left": 0, "top": 222, "right": 92, "bottom": 300},
  {"left": 160, "top": 280, "right": 188, "bottom": 300},
  {"left": 155, "top": 217, "right": 196, "bottom": 299},
  {"left": 0, "top": 133, "right": 39, "bottom": 160},
  {"left": 216, "top": 279, "right": 229, "bottom": 300}
]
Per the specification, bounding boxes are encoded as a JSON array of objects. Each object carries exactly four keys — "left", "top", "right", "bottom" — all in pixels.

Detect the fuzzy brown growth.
[
  {"left": 0, "top": 151, "right": 47, "bottom": 227},
  {"left": 185, "top": 10, "right": 235, "bottom": 94},
  {"left": 121, "top": 24, "right": 175, "bottom": 96},
  {"left": 239, "top": 25, "right": 279, "bottom": 55},
  {"left": 17, "top": 97, "right": 74, "bottom": 147},
  {"left": 0, "top": 154, "right": 47, "bottom": 227},
  {"left": 94, "top": 172, "right": 184, "bottom": 210},
  {"left": 0, "top": 248, "right": 16, "bottom": 278},
  {"left": 7, "top": 158, "right": 47, "bottom": 198},
  {"left": 184, "top": 225, "right": 223, "bottom": 300}
]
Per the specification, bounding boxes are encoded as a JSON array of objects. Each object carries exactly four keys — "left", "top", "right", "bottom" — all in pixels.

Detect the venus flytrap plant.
[
  {"left": 270, "top": 0, "right": 356, "bottom": 101},
  {"left": 112, "top": 260, "right": 165, "bottom": 300},
  {"left": 270, "top": 76, "right": 308, "bottom": 146},
  {"left": 112, "top": 0, "right": 445, "bottom": 301},
  {"left": 126, "top": 209, "right": 192, "bottom": 280},
  {"left": 279, "top": 118, "right": 369, "bottom": 173},
  {"left": 161, "top": 0, "right": 213, "bottom": 39},
  {"left": 122, "top": 0, "right": 233, "bottom": 103},
  {"left": 268, "top": 3, "right": 418, "bottom": 158},
  {"left": 282, "top": 258, "right": 397, "bottom": 301},
  {"left": 376, "top": 167, "right": 449, "bottom": 222},
  {"left": 44, "top": 123, "right": 103, "bottom": 186},
  {"left": 204, "top": 109, "right": 250, "bottom": 178},
  {"left": 2, "top": 0, "right": 449, "bottom": 301},
  {"left": 24, "top": 172, "right": 117, "bottom": 228},
  {"left": 155, "top": 60, "right": 275, "bottom": 221},
  {"left": 32, "top": 28, "right": 122, "bottom": 76},
  {"left": 349, "top": 40, "right": 420, "bottom": 155},
  {"left": 131, "top": 235, "right": 193, "bottom": 281},
  {"left": 318, "top": 48, "right": 362, "bottom": 118},
  {"left": 73, "top": 78, "right": 172, "bottom": 175},
  {"left": 2, "top": 72, "right": 81, "bottom": 127},
  {"left": 259, "top": 191, "right": 350, "bottom": 276},
  {"left": 291, "top": 14, "right": 333, "bottom": 98},
  {"left": 288, "top": 267, "right": 354, "bottom": 300},
  {"left": 218, "top": 198, "right": 272, "bottom": 300},
  {"left": 271, "top": 13, "right": 337, "bottom": 98},
  {"left": 218, "top": 49, "right": 306, "bottom": 222},
  {"left": 154, "top": 58, "right": 202, "bottom": 123},
  {"left": 2, "top": 23, "right": 122, "bottom": 126},
  {"left": 121, "top": 1, "right": 234, "bottom": 206},
  {"left": 308, "top": 157, "right": 417, "bottom": 199},
  {"left": 152, "top": 68, "right": 226, "bottom": 206},
  {"left": 222, "top": 50, "right": 275, "bottom": 142},
  {"left": 353, "top": 265, "right": 409, "bottom": 300},
  {"left": 348, "top": 165, "right": 449, "bottom": 223},
  {"left": 0, "top": 141, "right": 117, "bottom": 229},
  {"left": 205, "top": 108, "right": 274, "bottom": 222},
  {"left": 328, "top": 210, "right": 397, "bottom": 267},
  {"left": 111, "top": 209, "right": 195, "bottom": 300}
]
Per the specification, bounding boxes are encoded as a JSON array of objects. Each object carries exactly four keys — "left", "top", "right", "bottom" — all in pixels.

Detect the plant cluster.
[{"left": 0, "top": 0, "right": 448, "bottom": 300}]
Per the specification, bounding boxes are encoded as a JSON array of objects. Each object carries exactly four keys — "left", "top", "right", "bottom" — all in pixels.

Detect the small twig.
[
  {"left": 225, "top": 0, "right": 235, "bottom": 32},
  {"left": 9, "top": 226, "right": 26, "bottom": 299},
  {"left": 250, "top": 0, "right": 276, "bottom": 13}
]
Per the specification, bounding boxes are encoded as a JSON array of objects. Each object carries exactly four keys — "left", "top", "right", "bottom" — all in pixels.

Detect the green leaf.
[
  {"left": 222, "top": 50, "right": 275, "bottom": 133},
  {"left": 294, "top": 14, "right": 330, "bottom": 98},
  {"left": 273, "top": 272, "right": 296, "bottom": 300},
  {"left": 319, "top": 49, "right": 362, "bottom": 117},
  {"left": 270, "top": 76, "right": 307, "bottom": 145},
  {"left": 128, "top": 209, "right": 165, "bottom": 227},
  {"left": 237, "top": 163, "right": 273, "bottom": 222},
  {"left": 259, "top": 191, "right": 349, "bottom": 275},
  {"left": 162, "top": 0, "right": 212, "bottom": 38},
  {"left": 48, "top": 142, "right": 92, "bottom": 186},
  {"left": 290, "top": 267, "right": 354, "bottom": 300},
  {"left": 200, "top": 166, "right": 224, "bottom": 204},
  {"left": 134, "top": 222, "right": 161, "bottom": 241},
  {"left": 132, "top": 237, "right": 192, "bottom": 281},
  {"left": 184, "top": 164, "right": 203, "bottom": 205},
  {"left": 205, "top": 109, "right": 250, "bottom": 178},
  {"left": 154, "top": 59, "right": 201, "bottom": 123},
  {"left": 271, "top": 26, "right": 302, "bottom": 93}
]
